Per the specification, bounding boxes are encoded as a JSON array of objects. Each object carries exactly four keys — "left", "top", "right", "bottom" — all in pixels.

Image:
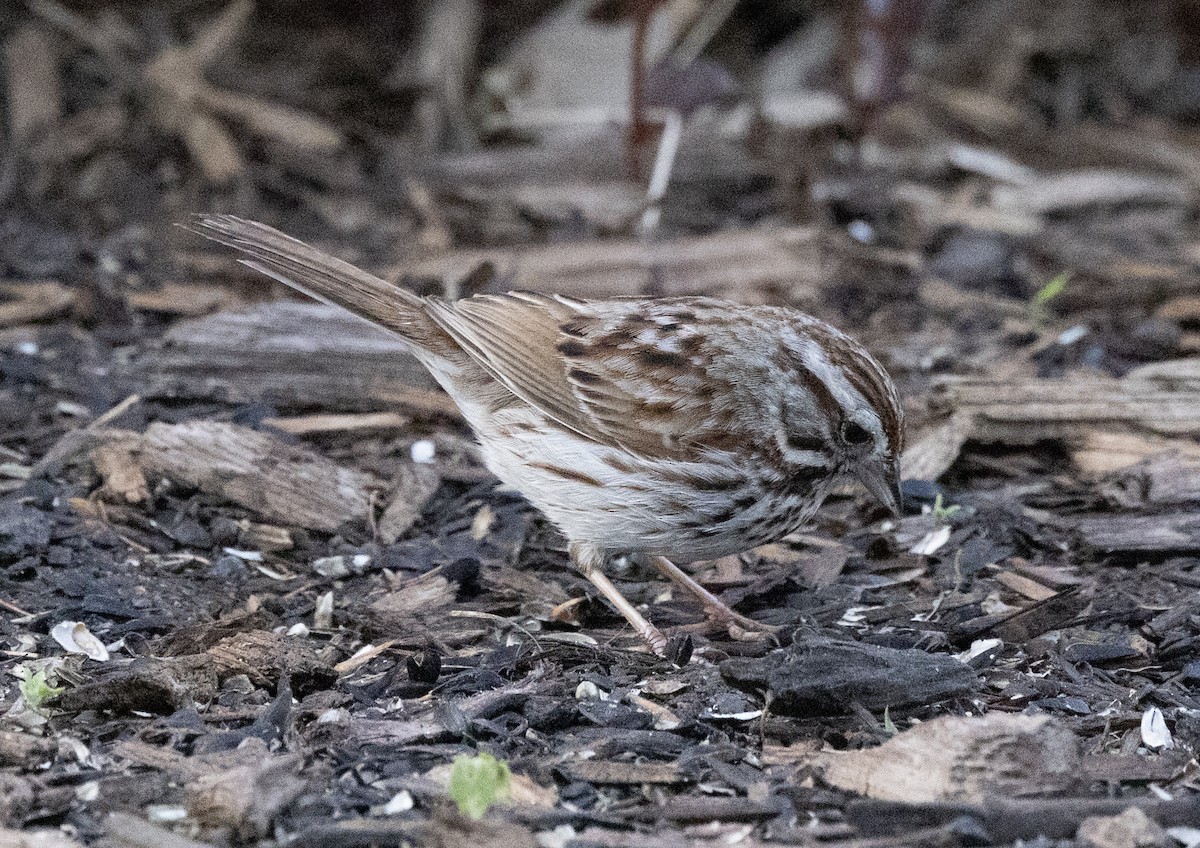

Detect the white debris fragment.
[
  {"left": 910, "top": 524, "right": 952, "bottom": 556},
  {"left": 314, "top": 591, "right": 334, "bottom": 630},
  {"left": 312, "top": 555, "right": 351, "bottom": 578},
  {"left": 955, "top": 638, "right": 1003, "bottom": 665},
  {"left": 222, "top": 547, "right": 264, "bottom": 561},
  {"left": 50, "top": 621, "right": 110, "bottom": 662},
  {"left": 411, "top": 439, "right": 436, "bottom": 464},
  {"left": 379, "top": 790, "right": 414, "bottom": 815},
  {"left": 1140, "top": 706, "right": 1175, "bottom": 750}
]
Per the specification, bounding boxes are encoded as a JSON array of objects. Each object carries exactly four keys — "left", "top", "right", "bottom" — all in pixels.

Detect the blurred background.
[
  {"left": 4, "top": 0, "right": 1200, "bottom": 352},
  {"left": 9, "top": 0, "right": 1200, "bottom": 470}
]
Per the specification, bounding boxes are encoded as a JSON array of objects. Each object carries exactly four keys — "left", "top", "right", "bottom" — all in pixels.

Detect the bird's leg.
[
  {"left": 646, "top": 555, "right": 781, "bottom": 638},
  {"left": 570, "top": 542, "right": 669, "bottom": 657}
]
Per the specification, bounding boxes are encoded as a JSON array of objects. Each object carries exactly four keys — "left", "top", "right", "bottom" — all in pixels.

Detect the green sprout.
[
  {"left": 448, "top": 752, "right": 511, "bottom": 819},
  {"left": 1031, "top": 271, "right": 1070, "bottom": 322},
  {"left": 930, "top": 494, "right": 962, "bottom": 523},
  {"left": 882, "top": 706, "right": 897, "bottom": 736},
  {"left": 16, "top": 667, "right": 63, "bottom": 713}
]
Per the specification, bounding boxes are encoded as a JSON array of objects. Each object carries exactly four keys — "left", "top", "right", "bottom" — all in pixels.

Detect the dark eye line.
[{"left": 785, "top": 433, "right": 825, "bottom": 452}]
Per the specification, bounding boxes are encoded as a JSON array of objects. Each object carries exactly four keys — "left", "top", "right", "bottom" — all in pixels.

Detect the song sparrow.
[{"left": 189, "top": 215, "right": 904, "bottom": 656}]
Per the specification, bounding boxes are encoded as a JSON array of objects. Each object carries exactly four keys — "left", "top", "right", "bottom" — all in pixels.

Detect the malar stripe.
[{"left": 782, "top": 465, "right": 827, "bottom": 497}]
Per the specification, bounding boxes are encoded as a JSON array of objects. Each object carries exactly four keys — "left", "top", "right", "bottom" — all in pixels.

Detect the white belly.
[{"left": 470, "top": 408, "right": 824, "bottom": 562}]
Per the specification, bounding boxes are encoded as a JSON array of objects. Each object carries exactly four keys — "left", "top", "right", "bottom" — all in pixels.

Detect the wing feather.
[
  {"left": 424, "top": 294, "right": 731, "bottom": 459},
  {"left": 423, "top": 294, "right": 611, "bottom": 443}
]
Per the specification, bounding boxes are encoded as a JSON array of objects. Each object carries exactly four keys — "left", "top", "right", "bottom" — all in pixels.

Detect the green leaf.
[
  {"left": 882, "top": 706, "right": 897, "bottom": 736},
  {"left": 18, "top": 668, "right": 63, "bottom": 712},
  {"left": 448, "top": 752, "right": 511, "bottom": 820}
]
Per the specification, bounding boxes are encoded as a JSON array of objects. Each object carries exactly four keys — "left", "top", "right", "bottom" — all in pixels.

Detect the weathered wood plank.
[{"left": 138, "top": 301, "right": 446, "bottom": 413}]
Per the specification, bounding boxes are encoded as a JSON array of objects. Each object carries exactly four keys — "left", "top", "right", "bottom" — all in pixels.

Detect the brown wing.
[{"left": 423, "top": 293, "right": 732, "bottom": 458}]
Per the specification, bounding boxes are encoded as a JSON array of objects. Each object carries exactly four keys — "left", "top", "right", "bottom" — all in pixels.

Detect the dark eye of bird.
[
  {"left": 843, "top": 422, "right": 871, "bottom": 446},
  {"left": 786, "top": 433, "right": 825, "bottom": 452}
]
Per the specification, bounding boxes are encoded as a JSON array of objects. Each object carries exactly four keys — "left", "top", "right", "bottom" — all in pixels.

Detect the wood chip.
[
  {"left": 0, "top": 730, "right": 57, "bottom": 769},
  {"left": 1155, "top": 295, "right": 1200, "bottom": 323},
  {"left": 1076, "top": 807, "right": 1170, "bottom": 848},
  {"left": 0, "top": 827, "right": 84, "bottom": 848},
  {"left": 423, "top": 763, "right": 557, "bottom": 809},
  {"left": 721, "top": 638, "right": 977, "bottom": 714},
  {"left": 91, "top": 442, "right": 150, "bottom": 504},
  {"left": 127, "top": 282, "right": 236, "bottom": 316},
  {"left": 332, "top": 640, "right": 398, "bottom": 675},
  {"left": 994, "top": 570, "right": 1057, "bottom": 602},
  {"left": 952, "top": 587, "right": 1087, "bottom": 643},
  {"left": 901, "top": 414, "right": 972, "bottom": 482},
  {"left": 185, "top": 753, "right": 306, "bottom": 839},
  {"left": 1072, "top": 429, "right": 1200, "bottom": 475},
  {"left": 102, "top": 809, "right": 225, "bottom": 848},
  {"left": 202, "top": 630, "right": 334, "bottom": 689},
  {"left": 627, "top": 691, "right": 682, "bottom": 730},
  {"left": 845, "top": 796, "right": 1200, "bottom": 843},
  {"left": 377, "top": 463, "right": 441, "bottom": 544},
  {"left": 1103, "top": 453, "right": 1200, "bottom": 507},
  {"left": 935, "top": 374, "right": 1200, "bottom": 438},
  {"left": 815, "top": 713, "right": 1081, "bottom": 803},
  {"left": 350, "top": 676, "right": 544, "bottom": 746},
  {"left": 0, "top": 281, "right": 75, "bottom": 327},
  {"left": 368, "top": 573, "right": 454, "bottom": 627},
  {"left": 106, "top": 421, "right": 377, "bottom": 531},
  {"left": 237, "top": 521, "right": 293, "bottom": 552},
  {"left": 201, "top": 87, "right": 343, "bottom": 152},
  {"left": 916, "top": 362, "right": 1200, "bottom": 478},
  {"left": 565, "top": 760, "right": 684, "bottom": 785},
  {"left": 263, "top": 411, "right": 412, "bottom": 436},
  {"left": 1075, "top": 514, "right": 1200, "bottom": 553},
  {"left": 992, "top": 169, "right": 1194, "bottom": 215}
]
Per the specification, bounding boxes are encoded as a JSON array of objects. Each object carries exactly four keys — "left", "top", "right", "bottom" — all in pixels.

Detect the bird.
[{"left": 187, "top": 215, "right": 904, "bottom": 657}]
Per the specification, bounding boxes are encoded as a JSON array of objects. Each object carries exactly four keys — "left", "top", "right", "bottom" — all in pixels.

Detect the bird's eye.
[{"left": 843, "top": 422, "right": 872, "bottom": 445}]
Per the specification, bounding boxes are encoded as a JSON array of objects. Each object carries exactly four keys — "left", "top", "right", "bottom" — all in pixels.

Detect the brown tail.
[{"left": 185, "top": 214, "right": 428, "bottom": 337}]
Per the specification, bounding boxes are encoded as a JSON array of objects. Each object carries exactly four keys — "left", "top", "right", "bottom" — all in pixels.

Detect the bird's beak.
[{"left": 855, "top": 459, "right": 902, "bottom": 517}]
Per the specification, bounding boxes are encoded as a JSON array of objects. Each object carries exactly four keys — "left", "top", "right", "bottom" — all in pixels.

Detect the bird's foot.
[{"left": 647, "top": 555, "right": 781, "bottom": 645}]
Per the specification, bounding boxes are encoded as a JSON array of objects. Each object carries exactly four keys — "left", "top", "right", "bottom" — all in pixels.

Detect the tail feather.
[{"left": 185, "top": 214, "right": 427, "bottom": 337}]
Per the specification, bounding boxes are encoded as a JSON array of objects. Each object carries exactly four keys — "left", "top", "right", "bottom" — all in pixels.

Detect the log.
[
  {"left": 100, "top": 421, "right": 378, "bottom": 532},
  {"left": 138, "top": 301, "right": 447, "bottom": 414},
  {"left": 1074, "top": 514, "right": 1200, "bottom": 553},
  {"left": 906, "top": 358, "right": 1200, "bottom": 479}
]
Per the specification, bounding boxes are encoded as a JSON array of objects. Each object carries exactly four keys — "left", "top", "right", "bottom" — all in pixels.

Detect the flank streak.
[{"left": 530, "top": 462, "right": 604, "bottom": 488}]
